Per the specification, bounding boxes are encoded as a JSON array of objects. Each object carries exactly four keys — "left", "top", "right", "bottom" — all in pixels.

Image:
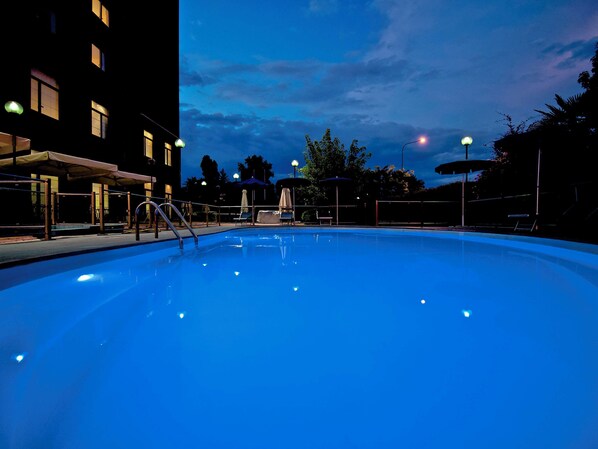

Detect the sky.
[{"left": 178, "top": 0, "right": 597, "bottom": 188}]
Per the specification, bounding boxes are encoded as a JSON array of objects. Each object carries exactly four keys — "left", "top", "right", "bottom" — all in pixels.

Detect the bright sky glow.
[{"left": 179, "top": 0, "right": 597, "bottom": 187}]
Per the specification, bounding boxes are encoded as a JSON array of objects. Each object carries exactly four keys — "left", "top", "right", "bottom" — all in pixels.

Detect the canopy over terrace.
[{"left": 0, "top": 150, "right": 152, "bottom": 186}]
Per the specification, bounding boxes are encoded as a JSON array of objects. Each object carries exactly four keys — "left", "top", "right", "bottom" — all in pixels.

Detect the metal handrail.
[
  {"left": 135, "top": 200, "right": 184, "bottom": 249},
  {"left": 159, "top": 202, "right": 198, "bottom": 246}
]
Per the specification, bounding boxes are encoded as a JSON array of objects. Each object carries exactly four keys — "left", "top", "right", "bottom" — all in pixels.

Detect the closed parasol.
[{"left": 320, "top": 176, "right": 352, "bottom": 226}]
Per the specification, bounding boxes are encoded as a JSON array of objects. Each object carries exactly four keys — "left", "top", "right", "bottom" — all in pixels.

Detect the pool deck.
[{"left": 0, "top": 224, "right": 240, "bottom": 268}]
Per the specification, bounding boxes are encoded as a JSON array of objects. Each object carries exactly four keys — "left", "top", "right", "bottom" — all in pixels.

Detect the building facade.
[{"left": 0, "top": 0, "right": 183, "bottom": 223}]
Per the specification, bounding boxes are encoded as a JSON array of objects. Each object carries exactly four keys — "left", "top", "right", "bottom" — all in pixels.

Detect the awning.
[
  {"left": 84, "top": 170, "right": 155, "bottom": 186},
  {"left": 0, "top": 150, "right": 117, "bottom": 178},
  {"left": 0, "top": 150, "right": 153, "bottom": 186},
  {"left": 0, "top": 132, "right": 31, "bottom": 156}
]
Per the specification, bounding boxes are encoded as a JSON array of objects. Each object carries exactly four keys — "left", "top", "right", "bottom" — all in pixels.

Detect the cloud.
[
  {"left": 542, "top": 37, "right": 598, "bottom": 69},
  {"left": 308, "top": 0, "right": 339, "bottom": 15},
  {"left": 179, "top": 108, "right": 495, "bottom": 189}
]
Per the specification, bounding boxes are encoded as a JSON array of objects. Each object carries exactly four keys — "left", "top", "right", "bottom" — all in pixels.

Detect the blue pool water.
[{"left": 1, "top": 228, "right": 597, "bottom": 449}]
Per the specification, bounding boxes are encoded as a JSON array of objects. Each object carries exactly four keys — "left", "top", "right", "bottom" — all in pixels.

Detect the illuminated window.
[
  {"left": 91, "top": 101, "right": 109, "bottom": 138},
  {"left": 144, "top": 131, "right": 153, "bottom": 159},
  {"left": 165, "top": 184, "right": 172, "bottom": 201},
  {"left": 92, "top": 183, "right": 109, "bottom": 216},
  {"left": 91, "top": 44, "right": 105, "bottom": 71},
  {"left": 164, "top": 142, "right": 172, "bottom": 166},
  {"left": 31, "top": 174, "right": 58, "bottom": 216},
  {"left": 92, "top": 0, "right": 109, "bottom": 26},
  {"left": 144, "top": 181, "right": 153, "bottom": 213},
  {"left": 31, "top": 70, "right": 59, "bottom": 120}
]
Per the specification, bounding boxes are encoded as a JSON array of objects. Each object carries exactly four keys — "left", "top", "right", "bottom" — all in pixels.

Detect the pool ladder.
[{"left": 134, "top": 201, "right": 198, "bottom": 249}]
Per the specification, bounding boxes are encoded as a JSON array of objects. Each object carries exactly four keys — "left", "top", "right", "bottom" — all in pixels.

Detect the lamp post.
[
  {"left": 290, "top": 160, "right": 299, "bottom": 218},
  {"left": 461, "top": 136, "right": 473, "bottom": 183},
  {"left": 460, "top": 136, "right": 473, "bottom": 227},
  {"left": 175, "top": 138, "right": 185, "bottom": 149},
  {"left": 233, "top": 173, "right": 239, "bottom": 182},
  {"left": 147, "top": 157, "right": 156, "bottom": 197},
  {"left": 401, "top": 136, "right": 427, "bottom": 171},
  {"left": 4, "top": 101, "right": 24, "bottom": 167}
]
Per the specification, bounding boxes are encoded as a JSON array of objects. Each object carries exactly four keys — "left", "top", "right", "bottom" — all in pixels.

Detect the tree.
[
  {"left": 362, "top": 165, "right": 425, "bottom": 200},
  {"left": 237, "top": 155, "right": 274, "bottom": 182},
  {"left": 302, "top": 129, "right": 371, "bottom": 205},
  {"left": 200, "top": 155, "right": 220, "bottom": 186}
]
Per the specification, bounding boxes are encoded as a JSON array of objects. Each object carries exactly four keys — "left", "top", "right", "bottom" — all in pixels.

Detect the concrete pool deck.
[{"left": 0, "top": 224, "right": 240, "bottom": 268}]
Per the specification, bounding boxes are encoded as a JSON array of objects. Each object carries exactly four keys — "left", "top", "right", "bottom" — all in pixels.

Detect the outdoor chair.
[
  {"left": 507, "top": 213, "right": 537, "bottom": 232},
  {"left": 317, "top": 209, "right": 333, "bottom": 225},
  {"left": 279, "top": 210, "right": 294, "bottom": 225},
  {"left": 233, "top": 211, "right": 252, "bottom": 225}
]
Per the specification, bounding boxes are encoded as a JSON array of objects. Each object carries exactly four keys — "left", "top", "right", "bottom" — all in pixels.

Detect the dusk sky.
[{"left": 179, "top": 0, "right": 597, "bottom": 187}]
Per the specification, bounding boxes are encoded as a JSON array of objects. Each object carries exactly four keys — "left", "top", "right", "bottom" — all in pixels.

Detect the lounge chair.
[
  {"left": 233, "top": 211, "right": 252, "bottom": 225},
  {"left": 279, "top": 210, "right": 293, "bottom": 225},
  {"left": 317, "top": 209, "right": 333, "bottom": 225},
  {"left": 507, "top": 213, "right": 536, "bottom": 232}
]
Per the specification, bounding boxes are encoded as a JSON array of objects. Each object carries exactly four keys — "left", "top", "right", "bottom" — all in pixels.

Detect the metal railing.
[{"left": 135, "top": 200, "right": 185, "bottom": 249}]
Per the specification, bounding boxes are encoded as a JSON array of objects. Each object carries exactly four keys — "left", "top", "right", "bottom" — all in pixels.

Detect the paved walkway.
[{"left": 0, "top": 224, "right": 239, "bottom": 268}]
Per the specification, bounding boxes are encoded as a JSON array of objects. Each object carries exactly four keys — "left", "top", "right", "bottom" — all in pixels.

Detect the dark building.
[{"left": 0, "top": 0, "right": 183, "bottom": 223}]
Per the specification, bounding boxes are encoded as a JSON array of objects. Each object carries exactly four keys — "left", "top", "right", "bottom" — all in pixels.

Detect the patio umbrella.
[
  {"left": 75, "top": 169, "right": 155, "bottom": 187},
  {"left": 239, "top": 176, "right": 268, "bottom": 224},
  {"left": 278, "top": 187, "right": 292, "bottom": 212},
  {"left": 276, "top": 177, "right": 310, "bottom": 218},
  {"left": 241, "top": 189, "right": 249, "bottom": 213},
  {"left": 320, "top": 176, "right": 352, "bottom": 226},
  {"left": 0, "top": 150, "right": 117, "bottom": 178},
  {"left": 435, "top": 159, "right": 495, "bottom": 227}
]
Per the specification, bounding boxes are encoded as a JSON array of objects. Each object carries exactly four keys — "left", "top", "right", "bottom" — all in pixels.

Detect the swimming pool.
[{"left": 1, "top": 228, "right": 597, "bottom": 448}]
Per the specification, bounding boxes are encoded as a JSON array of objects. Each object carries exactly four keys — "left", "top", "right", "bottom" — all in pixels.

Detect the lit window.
[
  {"left": 91, "top": 44, "right": 105, "bottom": 71},
  {"left": 92, "top": 0, "right": 109, "bottom": 26},
  {"left": 92, "top": 183, "right": 109, "bottom": 216},
  {"left": 164, "top": 142, "right": 172, "bottom": 166},
  {"left": 144, "top": 131, "right": 153, "bottom": 159},
  {"left": 91, "top": 101, "right": 109, "bottom": 139},
  {"left": 31, "top": 70, "right": 59, "bottom": 120},
  {"left": 31, "top": 174, "right": 58, "bottom": 213},
  {"left": 144, "top": 182, "right": 153, "bottom": 213},
  {"left": 165, "top": 184, "right": 172, "bottom": 201}
]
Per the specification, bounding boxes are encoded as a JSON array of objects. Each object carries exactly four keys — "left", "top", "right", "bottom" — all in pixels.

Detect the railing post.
[
  {"left": 154, "top": 209, "right": 159, "bottom": 238},
  {"left": 127, "top": 191, "right": 132, "bottom": 229},
  {"left": 188, "top": 201, "right": 193, "bottom": 228},
  {"left": 44, "top": 179, "right": 51, "bottom": 240},
  {"left": 375, "top": 200, "right": 379, "bottom": 226},
  {"left": 51, "top": 191, "right": 57, "bottom": 225},
  {"left": 91, "top": 189, "right": 96, "bottom": 225},
  {"left": 99, "top": 184, "right": 105, "bottom": 234},
  {"left": 135, "top": 208, "right": 140, "bottom": 241},
  {"left": 205, "top": 205, "right": 209, "bottom": 227},
  {"left": 218, "top": 206, "right": 221, "bottom": 226}
]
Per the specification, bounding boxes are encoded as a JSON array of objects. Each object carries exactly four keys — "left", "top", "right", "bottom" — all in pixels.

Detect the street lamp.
[
  {"left": 233, "top": 173, "right": 239, "bottom": 182},
  {"left": 4, "top": 101, "right": 24, "bottom": 167},
  {"left": 147, "top": 157, "right": 156, "bottom": 197},
  {"left": 461, "top": 136, "right": 473, "bottom": 184},
  {"left": 290, "top": 160, "right": 299, "bottom": 219},
  {"left": 401, "top": 136, "right": 427, "bottom": 171},
  {"left": 460, "top": 136, "right": 473, "bottom": 227},
  {"left": 175, "top": 138, "right": 185, "bottom": 149},
  {"left": 461, "top": 136, "right": 472, "bottom": 159}
]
